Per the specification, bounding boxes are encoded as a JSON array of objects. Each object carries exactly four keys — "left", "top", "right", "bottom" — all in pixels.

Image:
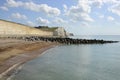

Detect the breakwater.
[
  {"left": 1, "top": 36, "right": 118, "bottom": 44},
  {"left": 24, "top": 36, "right": 119, "bottom": 44}
]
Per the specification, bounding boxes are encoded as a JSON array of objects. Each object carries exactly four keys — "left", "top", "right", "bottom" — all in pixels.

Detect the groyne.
[{"left": 1, "top": 36, "right": 118, "bottom": 44}]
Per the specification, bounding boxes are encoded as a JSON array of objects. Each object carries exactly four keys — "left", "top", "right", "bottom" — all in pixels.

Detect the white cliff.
[
  {"left": 0, "top": 20, "right": 53, "bottom": 36},
  {"left": 53, "top": 27, "right": 67, "bottom": 37}
]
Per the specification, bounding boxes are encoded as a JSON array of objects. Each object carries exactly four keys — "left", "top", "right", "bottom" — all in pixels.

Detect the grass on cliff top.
[{"left": 35, "top": 26, "right": 58, "bottom": 32}]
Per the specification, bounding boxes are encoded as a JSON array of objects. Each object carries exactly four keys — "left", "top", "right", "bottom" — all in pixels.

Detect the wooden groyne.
[{"left": 0, "top": 36, "right": 118, "bottom": 44}]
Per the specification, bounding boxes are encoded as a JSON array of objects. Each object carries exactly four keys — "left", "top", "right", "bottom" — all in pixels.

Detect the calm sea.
[{"left": 12, "top": 35, "right": 120, "bottom": 80}]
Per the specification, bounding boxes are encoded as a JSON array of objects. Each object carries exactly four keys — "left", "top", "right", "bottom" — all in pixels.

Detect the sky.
[{"left": 0, "top": 0, "right": 120, "bottom": 35}]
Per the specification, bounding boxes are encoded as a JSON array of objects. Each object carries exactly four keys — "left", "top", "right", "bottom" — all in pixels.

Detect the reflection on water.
[{"left": 12, "top": 36, "right": 120, "bottom": 80}]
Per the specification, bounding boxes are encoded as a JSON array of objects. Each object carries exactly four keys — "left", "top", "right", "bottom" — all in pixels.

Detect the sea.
[{"left": 11, "top": 35, "right": 120, "bottom": 80}]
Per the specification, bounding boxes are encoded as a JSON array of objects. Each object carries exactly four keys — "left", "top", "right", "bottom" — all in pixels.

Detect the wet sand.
[{"left": 0, "top": 39, "right": 57, "bottom": 79}]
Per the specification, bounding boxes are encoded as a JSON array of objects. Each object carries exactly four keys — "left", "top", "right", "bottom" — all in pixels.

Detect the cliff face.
[
  {"left": 53, "top": 27, "right": 67, "bottom": 37},
  {"left": 35, "top": 26, "right": 68, "bottom": 37},
  {"left": 0, "top": 20, "right": 53, "bottom": 36}
]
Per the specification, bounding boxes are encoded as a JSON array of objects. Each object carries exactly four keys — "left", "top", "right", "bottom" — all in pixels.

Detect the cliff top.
[
  {"left": 35, "top": 26, "right": 58, "bottom": 32},
  {"left": 0, "top": 19, "right": 30, "bottom": 27}
]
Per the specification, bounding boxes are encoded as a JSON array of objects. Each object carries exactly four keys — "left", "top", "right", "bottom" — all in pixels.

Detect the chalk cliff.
[
  {"left": 0, "top": 19, "right": 71, "bottom": 37},
  {"left": 0, "top": 20, "right": 53, "bottom": 36},
  {"left": 35, "top": 26, "right": 68, "bottom": 37},
  {"left": 53, "top": 27, "right": 67, "bottom": 37}
]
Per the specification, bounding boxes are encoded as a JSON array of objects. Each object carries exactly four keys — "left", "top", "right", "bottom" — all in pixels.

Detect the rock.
[
  {"left": 53, "top": 27, "right": 67, "bottom": 37},
  {"left": 66, "top": 32, "right": 74, "bottom": 36}
]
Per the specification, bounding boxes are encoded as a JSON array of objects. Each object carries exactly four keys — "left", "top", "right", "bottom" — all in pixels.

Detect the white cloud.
[
  {"left": 6, "top": 0, "right": 23, "bottom": 7},
  {"left": 78, "top": 0, "right": 91, "bottom": 13},
  {"left": 23, "top": 2, "right": 60, "bottom": 16},
  {"left": 89, "top": 0, "right": 120, "bottom": 15},
  {"left": 77, "top": 0, "right": 103, "bottom": 8},
  {"left": 27, "top": 21, "right": 35, "bottom": 27},
  {"left": 5, "top": 0, "right": 60, "bottom": 16},
  {"left": 99, "top": 15, "right": 104, "bottom": 19},
  {"left": 81, "top": 13, "right": 94, "bottom": 22},
  {"left": 11, "top": 13, "right": 27, "bottom": 20},
  {"left": 0, "top": 6, "right": 8, "bottom": 11},
  {"left": 65, "top": 0, "right": 94, "bottom": 22},
  {"left": 36, "top": 17, "right": 49, "bottom": 24},
  {"left": 63, "top": 4, "right": 67, "bottom": 12},
  {"left": 77, "top": 0, "right": 120, "bottom": 8},
  {"left": 65, "top": 0, "right": 120, "bottom": 23},
  {"left": 108, "top": 3, "right": 120, "bottom": 16},
  {"left": 23, "top": 2, "right": 39, "bottom": 12},
  {"left": 91, "top": 0, "right": 103, "bottom": 8},
  {"left": 81, "top": 22, "right": 89, "bottom": 26},
  {"left": 107, "top": 16, "right": 114, "bottom": 21},
  {"left": 38, "top": 4, "right": 60, "bottom": 16},
  {"left": 53, "top": 17, "right": 67, "bottom": 24},
  {"left": 103, "top": 0, "right": 119, "bottom": 4}
]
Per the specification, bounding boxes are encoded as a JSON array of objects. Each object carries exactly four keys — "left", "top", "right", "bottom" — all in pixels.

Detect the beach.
[
  {"left": 0, "top": 38, "right": 57, "bottom": 79},
  {"left": 12, "top": 35, "right": 120, "bottom": 80}
]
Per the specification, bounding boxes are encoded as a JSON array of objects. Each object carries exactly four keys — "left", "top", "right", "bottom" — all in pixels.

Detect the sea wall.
[{"left": 0, "top": 20, "right": 53, "bottom": 36}]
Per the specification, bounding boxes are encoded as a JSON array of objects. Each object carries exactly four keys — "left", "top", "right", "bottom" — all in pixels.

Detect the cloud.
[
  {"left": 65, "top": 0, "right": 120, "bottom": 23},
  {"left": 108, "top": 3, "right": 120, "bottom": 16},
  {"left": 103, "top": 0, "right": 119, "bottom": 4},
  {"left": 36, "top": 17, "right": 49, "bottom": 24},
  {"left": 65, "top": 0, "right": 94, "bottom": 22},
  {"left": 107, "top": 16, "right": 114, "bottom": 21},
  {"left": 77, "top": 0, "right": 104, "bottom": 8},
  {"left": 5, "top": 0, "right": 60, "bottom": 16},
  {"left": 6, "top": 0, "right": 23, "bottom": 7},
  {"left": 63, "top": 4, "right": 67, "bottom": 12},
  {"left": 99, "top": 15, "right": 104, "bottom": 19},
  {"left": 27, "top": 21, "right": 35, "bottom": 27},
  {"left": 81, "top": 22, "right": 89, "bottom": 26},
  {"left": 53, "top": 17, "right": 67, "bottom": 24},
  {"left": 90, "top": 0, "right": 120, "bottom": 16},
  {"left": 91, "top": 0, "right": 103, "bottom": 8},
  {"left": 77, "top": 0, "right": 119, "bottom": 8},
  {"left": 11, "top": 12, "right": 27, "bottom": 20},
  {"left": 0, "top": 6, "right": 8, "bottom": 11}
]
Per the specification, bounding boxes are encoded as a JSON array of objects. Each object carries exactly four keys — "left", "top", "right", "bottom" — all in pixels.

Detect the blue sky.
[{"left": 0, "top": 0, "right": 120, "bottom": 35}]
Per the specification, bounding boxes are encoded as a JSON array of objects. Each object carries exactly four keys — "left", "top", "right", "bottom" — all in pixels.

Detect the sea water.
[{"left": 12, "top": 35, "right": 120, "bottom": 80}]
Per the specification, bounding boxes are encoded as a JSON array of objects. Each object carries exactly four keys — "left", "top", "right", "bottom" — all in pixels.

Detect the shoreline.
[
  {"left": 0, "top": 44, "right": 57, "bottom": 80},
  {"left": 0, "top": 39, "right": 58, "bottom": 80}
]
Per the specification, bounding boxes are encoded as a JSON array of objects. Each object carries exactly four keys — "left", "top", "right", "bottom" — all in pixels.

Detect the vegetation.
[{"left": 35, "top": 26, "right": 58, "bottom": 32}]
